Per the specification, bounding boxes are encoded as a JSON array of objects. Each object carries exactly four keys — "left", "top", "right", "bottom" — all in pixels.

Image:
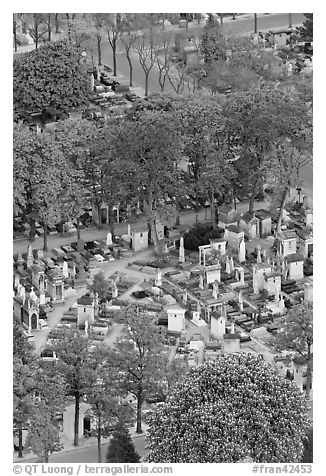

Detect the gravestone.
[
  {"left": 17, "top": 252, "right": 24, "bottom": 265},
  {"left": 257, "top": 245, "right": 262, "bottom": 264},
  {"left": 212, "top": 281, "right": 219, "bottom": 299},
  {"left": 37, "top": 250, "right": 44, "bottom": 259},
  {"left": 106, "top": 232, "right": 113, "bottom": 246},
  {"left": 182, "top": 290, "right": 188, "bottom": 304},
  {"left": 39, "top": 292, "right": 46, "bottom": 306},
  {"left": 62, "top": 261, "right": 69, "bottom": 279},
  {"left": 155, "top": 268, "right": 162, "bottom": 287},
  {"left": 199, "top": 274, "right": 204, "bottom": 290},
  {"left": 14, "top": 274, "right": 20, "bottom": 289},
  {"left": 238, "top": 290, "right": 244, "bottom": 312},
  {"left": 179, "top": 236, "right": 185, "bottom": 263},
  {"left": 238, "top": 238, "right": 246, "bottom": 263},
  {"left": 27, "top": 245, "right": 33, "bottom": 260},
  {"left": 112, "top": 281, "right": 118, "bottom": 298}
]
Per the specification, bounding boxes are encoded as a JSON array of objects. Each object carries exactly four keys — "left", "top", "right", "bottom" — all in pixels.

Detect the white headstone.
[
  {"left": 106, "top": 232, "right": 113, "bottom": 246},
  {"left": 225, "top": 257, "right": 231, "bottom": 274},
  {"left": 183, "top": 290, "right": 188, "bottom": 304},
  {"left": 238, "top": 238, "right": 246, "bottom": 263},
  {"left": 39, "top": 292, "right": 46, "bottom": 305},
  {"left": 229, "top": 257, "right": 234, "bottom": 273},
  {"left": 29, "top": 286, "right": 37, "bottom": 303},
  {"left": 14, "top": 275, "right": 20, "bottom": 289},
  {"left": 199, "top": 274, "right": 204, "bottom": 290},
  {"left": 37, "top": 250, "right": 44, "bottom": 259},
  {"left": 127, "top": 224, "right": 131, "bottom": 236},
  {"left": 179, "top": 236, "right": 185, "bottom": 263},
  {"left": 257, "top": 245, "right": 262, "bottom": 264},
  {"left": 155, "top": 268, "right": 162, "bottom": 287},
  {"left": 19, "top": 285, "right": 26, "bottom": 302},
  {"left": 212, "top": 281, "right": 219, "bottom": 299},
  {"left": 62, "top": 261, "right": 69, "bottom": 279},
  {"left": 112, "top": 281, "right": 118, "bottom": 298},
  {"left": 90, "top": 73, "right": 95, "bottom": 91},
  {"left": 27, "top": 245, "right": 33, "bottom": 259}
]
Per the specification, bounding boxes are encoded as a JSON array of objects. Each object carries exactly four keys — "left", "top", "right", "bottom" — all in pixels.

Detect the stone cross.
[{"left": 179, "top": 236, "right": 185, "bottom": 263}]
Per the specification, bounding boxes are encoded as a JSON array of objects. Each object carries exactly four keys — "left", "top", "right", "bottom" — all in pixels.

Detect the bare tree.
[
  {"left": 106, "top": 13, "right": 123, "bottom": 76},
  {"left": 119, "top": 20, "right": 140, "bottom": 86},
  {"left": 155, "top": 30, "right": 174, "bottom": 92},
  {"left": 132, "top": 26, "right": 159, "bottom": 96}
]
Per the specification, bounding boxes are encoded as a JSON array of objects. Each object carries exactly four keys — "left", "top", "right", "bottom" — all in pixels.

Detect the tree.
[
  {"left": 50, "top": 328, "right": 95, "bottom": 446},
  {"left": 13, "top": 39, "right": 90, "bottom": 115},
  {"left": 276, "top": 302, "right": 313, "bottom": 399},
  {"left": 302, "top": 427, "right": 313, "bottom": 462},
  {"left": 297, "top": 14, "right": 313, "bottom": 42},
  {"left": 106, "top": 110, "right": 182, "bottom": 252},
  {"left": 87, "top": 271, "right": 110, "bottom": 300},
  {"left": 200, "top": 15, "right": 226, "bottom": 65},
  {"left": 119, "top": 20, "right": 141, "bottom": 86},
  {"left": 26, "top": 402, "right": 63, "bottom": 462},
  {"left": 105, "top": 14, "right": 123, "bottom": 76},
  {"left": 84, "top": 346, "right": 131, "bottom": 462},
  {"left": 110, "top": 305, "right": 167, "bottom": 433},
  {"left": 145, "top": 354, "right": 309, "bottom": 463},
  {"left": 222, "top": 87, "right": 311, "bottom": 213},
  {"left": 106, "top": 421, "right": 140, "bottom": 463},
  {"left": 132, "top": 25, "right": 159, "bottom": 96}
]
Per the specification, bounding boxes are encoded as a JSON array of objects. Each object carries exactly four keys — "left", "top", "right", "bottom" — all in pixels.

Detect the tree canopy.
[
  {"left": 145, "top": 354, "right": 309, "bottom": 463},
  {"left": 14, "top": 39, "right": 90, "bottom": 115}
]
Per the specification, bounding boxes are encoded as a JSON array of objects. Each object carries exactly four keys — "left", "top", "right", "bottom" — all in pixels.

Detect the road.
[
  {"left": 28, "top": 435, "right": 147, "bottom": 463},
  {"left": 87, "top": 13, "right": 305, "bottom": 96}
]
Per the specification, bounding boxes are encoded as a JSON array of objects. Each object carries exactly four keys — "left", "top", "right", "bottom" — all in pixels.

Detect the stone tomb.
[
  {"left": 285, "top": 253, "right": 304, "bottom": 280},
  {"left": 166, "top": 303, "right": 186, "bottom": 332}
]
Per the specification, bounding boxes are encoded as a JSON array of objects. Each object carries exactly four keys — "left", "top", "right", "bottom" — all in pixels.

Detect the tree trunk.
[
  {"left": 44, "top": 450, "right": 49, "bottom": 463},
  {"left": 97, "top": 35, "right": 102, "bottom": 65},
  {"left": 43, "top": 224, "right": 48, "bottom": 252},
  {"left": 254, "top": 13, "right": 258, "bottom": 33},
  {"left": 34, "top": 20, "right": 38, "bottom": 49},
  {"left": 76, "top": 220, "right": 81, "bottom": 241},
  {"left": 97, "top": 424, "right": 102, "bottom": 462},
  {"left": 47, "top": 14, "right": 51, "bottom": 41},
  {"left": 112, "top": 38, "right": 117, "bottom": 76},
  {"left": 126, "top": 47, "right": 133, "bottom": 86},
  {"left": 74, "top": 393, "right": 80, "bottom": 446},
  {"left": 13, "top": 15, "right": 17, "bottom": 52},
  {"left": 97, "top": 203, "right": 102, "bottom": 229},
  {"left": 144, "top": 72, "right": 149, "bottom": 96},
  {"left": 289, "top": 13, "right": 292, "bottom": 28},
  {"left": 248, "top": 175, "right": 260, "bottom": 213},
  {"left": 55, "top": 14, "right": 60, "bottom": 34},
  {"left": 28, "top": 217, "right": 36, "bottom": 241},
  {"left": 109, "top": 205, "right": 115, "bottom": 236},
  {"left": 18, "top": 425, "right": 23, "bottom": 458},
  {"left": 210, "top": 191, "right": 217, "bottom": 229},
  {"left": 276, "top": 185, "right": 290, "bottom": 234},
  {"left": 305, "top": 346, "right": 312, "bottom": 399},
  {"left": 136, "top": 396, "right": 143, "bottom": 434}
]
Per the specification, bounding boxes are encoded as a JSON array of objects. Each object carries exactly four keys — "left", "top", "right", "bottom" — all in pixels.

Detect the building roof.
[
  {"left": 165, "top": 303, "right": 186, "bottom": 312},
  {"left": 241, "top": 212, "right": 257, "bottom": 223},
  {"left": 264, "top": 271, "right": 283, "bottom": 279},
  {"left": 223, "top": 333, "right": 241, "bottom": 340},
  {"left": 279, "top": 230, "right": 297, "bottom": 240},
  {"left": 210, "top": 238, "right": 227, "bottom": 244},
  {"left": 226, "top": 224, "right": 243, "bottom": 234},
  {"left": 296, "top": 227, "right": 313, "bottom": 240},
  {"left": 285, "top": 252, "right": 305, "bottom": 263},
  {"left": 131, "top": 222, "right": 148, "bottom": 233},
  {"left": 77, "top": 295, "right": 94, "bottom": 306},
  {"left": 254, "top": 209, "right": 272, "bottom": 219},
  {"left": 219, "top": 204, "right": 234, "bottom": 214}
]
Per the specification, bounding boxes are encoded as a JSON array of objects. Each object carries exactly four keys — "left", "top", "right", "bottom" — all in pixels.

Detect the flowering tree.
[{"left": 145, "top": 354, "right": 309, "bottom": 463}]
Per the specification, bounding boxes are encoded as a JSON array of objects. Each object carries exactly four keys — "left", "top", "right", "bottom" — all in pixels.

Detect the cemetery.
[{"left": 13, "top": 190, "right": 313, "bottom": 399}]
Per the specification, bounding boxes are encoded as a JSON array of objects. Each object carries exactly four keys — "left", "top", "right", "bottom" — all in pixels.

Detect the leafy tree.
[
  {"left": 13, "top": 319, "right": 34, "bottom": 365},
  {"left": 110, "top": 305, "right": 167, "bottom": 433},
  {"left": 223, "top": 87, "right": 311, "bottom": 212},
  {"left": 184, "top": 224, "right": 222, "bottom": 251},
  {"left": 145, "top": 354, "right": 309, "bottom": 463},
  {"left": 13, "top": 39, "right": 90, "bottom": 115},
  {"left": 106, "top": 421, "right": 140, "bottom": 463},
  {"left": 106, "top": 110, "right": 182, "bottom": 252},
  {"left": 49, "top": 328, "right": 94, "bottom": 446},
  {"left": 86, "top": 346, "right": 133, "bottom": 462},
  {"left": 276, "top": 302, "right": 313, "bottom": 399},
  {"left": 87, "top": 271, "right": 110, "bottom": 300},
  {"left": 26, "top": 402, "right": 63, "bottom": 462},
  {"left": 297, "top": 14, "right": 313, "bottom": 42},
  {"left": 200, "top": 15, "right": 226, "bottom": 65},
  {"left": 302, "top": 427, "right": 313, "bottom": 462}
]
